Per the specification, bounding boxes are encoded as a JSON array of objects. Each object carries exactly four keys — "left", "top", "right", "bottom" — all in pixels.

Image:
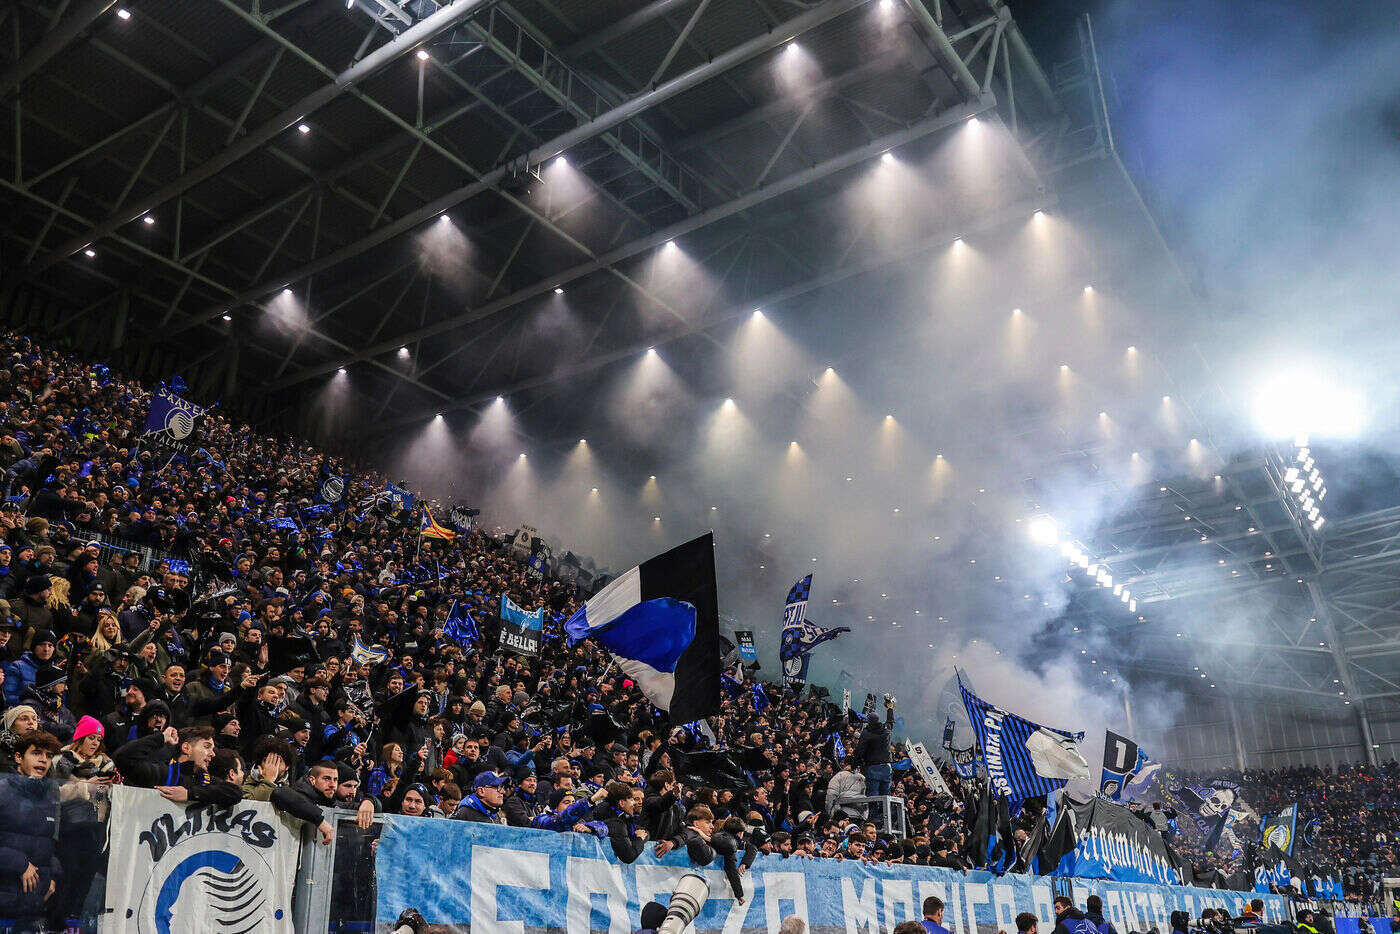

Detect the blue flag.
[
  {"left": 751, "top": 683, "right": 770, "bottom": 712},
  {"left": 779, "top": 575, "right": 849, "bottom": 687},
  {"left": 565, "top": 534, "right": 719, "bottom": 724},
  {"left": 142, "top": 384, "right": 207, "bottom": 451},
  {"left": 959, "top": 675, "right": 1087, "bottom": 805},
  {"left": 1100, "top": 729, "right": 1159, "bottom": 800},
  {"left": 442, "top": 601, "right": 480, "bottom": 649}
]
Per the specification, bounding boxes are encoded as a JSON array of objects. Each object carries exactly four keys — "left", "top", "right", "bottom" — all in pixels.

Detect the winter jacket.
[
  {"left": 1086, "top": 910, "right": 1119, "bottom": 934},
  {"left": 450, "top": 793, "right": 505, "bottom": 824},
  {"left": 853, "top": 710, "right": 893, "bottom": 767},
  {"left": 111, "top": 732, "right": 243, "bottom": 807},
  {"left": 3, "top": 651, "right": 44, "bottom": 705},
  {"left": 0, "top": 773, "right": 63, "bottom": 920},
  {"left": 503, "top": 789, "right": 544, "bottom": 827},
  {"left": 270, "top": 777, "right": 334, "bottom": 826},
  {"left": 1053, "top": 907, "right": 1101, "bottom": 934},
  {"left": 590, "top": 803, "right": 645, "bottom": 864},
  {"left": 826, "top": 768, "right": 866, "bottom": 815}
]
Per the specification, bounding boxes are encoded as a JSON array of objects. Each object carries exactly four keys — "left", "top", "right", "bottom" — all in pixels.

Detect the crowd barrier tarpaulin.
[
  {"left": 101, "top": 786, "right": 301, "bottom": 934},
  {"left": 1046, "top": 795, "right": 1184, "bottom": 886},
  {"left": 374, "top": 817, "right": 1292, "bottom": 934}
]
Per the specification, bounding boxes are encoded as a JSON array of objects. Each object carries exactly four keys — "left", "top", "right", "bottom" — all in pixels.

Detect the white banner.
[
  {"left": 909, "top": 741, "right": 954, "bottom": 799},
  {"left": 842, "top": 688, "right": 851, "bottom": 715},
  {"left": 102, "top": 786, "right": 301, "bottom": 934}
]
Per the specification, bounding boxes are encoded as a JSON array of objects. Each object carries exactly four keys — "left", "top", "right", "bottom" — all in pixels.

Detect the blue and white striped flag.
[
  {"left": 565, "top": 533, "right": 719, "bottom": 723},
  {"left": 959, "top": 675, "right": 1087, "bottom": 804}
]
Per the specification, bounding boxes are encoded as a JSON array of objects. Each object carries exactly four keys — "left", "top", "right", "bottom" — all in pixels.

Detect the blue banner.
[{"left": 375, "top": 818, "right": 1291, "bottom": 933}]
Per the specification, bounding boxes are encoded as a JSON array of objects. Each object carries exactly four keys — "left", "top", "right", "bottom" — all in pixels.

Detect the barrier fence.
[{"left": 0, "top": 778, "right": 1331, "bottom": 934}]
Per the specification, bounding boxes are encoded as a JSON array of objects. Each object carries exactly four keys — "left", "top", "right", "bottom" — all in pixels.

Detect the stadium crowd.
[{"left": 0, "top": 329, "right": 1394, "bottom": 925}]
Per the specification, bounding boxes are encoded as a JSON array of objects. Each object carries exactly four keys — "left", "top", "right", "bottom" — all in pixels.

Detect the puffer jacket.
[{"left": 0, "top": 772, "right": 63, "bottom": 920}]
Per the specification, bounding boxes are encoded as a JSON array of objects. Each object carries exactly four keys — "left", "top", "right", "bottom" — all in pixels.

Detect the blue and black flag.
[{"left": 959, "top": 675, "right": 1087, "bottom": 805}]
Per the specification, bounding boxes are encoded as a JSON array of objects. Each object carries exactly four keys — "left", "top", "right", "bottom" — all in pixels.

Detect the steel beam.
[
  {"left": 265, "top": 94, "right": 993, "bottom": 394},
  {"left": 563, "top": 0, "right": 697, "bottom": 57},
  {"left": 31, "top": 0, "right": 496, "bottom": 272},
  {"left": 167, "top": 0, "right": 877, "bottom": 344},
  {"left": 0, "top": 0, "right": 117, "bottom": 100},
  {"left": 369, "top": 106, "right": 1029, "bottom": 431},
  {"left": 1308, "top": 579, "right": 1378, "bottom": 766}
]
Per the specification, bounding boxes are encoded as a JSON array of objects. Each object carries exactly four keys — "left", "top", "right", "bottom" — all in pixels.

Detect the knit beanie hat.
[
  {"left": 3, "top": 705, "right": 37, "bottom": 733},
  {"left": 72, "top": 715, "right": 104, "bottom": 743}
]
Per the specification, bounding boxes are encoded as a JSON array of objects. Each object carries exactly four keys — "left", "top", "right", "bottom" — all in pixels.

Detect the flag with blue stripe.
[
  {"left": 500, "top": 595, "right": 544, "bottom": 656},
  {"left": 959, "top": 675, "right": 1087, "bottom": 804},
  {"left": 564, "top": 533, "right": 719, "bottom": 724},
  {"left": 779, "top": 575, "right": 849, "bottom": 687},
  {"left": 442, "top": 601, "right": 480, "bottom": 649},
  {"left": 350, "top": 635, "right": 389, "bottom": 666}
]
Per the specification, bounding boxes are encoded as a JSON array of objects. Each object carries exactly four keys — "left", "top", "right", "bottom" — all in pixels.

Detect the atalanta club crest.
[{"left": 128, "top": 806, "right": 289, "bottom": 934}]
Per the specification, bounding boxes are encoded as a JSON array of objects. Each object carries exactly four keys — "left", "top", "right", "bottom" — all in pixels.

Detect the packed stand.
[{"left": 0, "top": 329, "right": 1393, "bottom": 929}]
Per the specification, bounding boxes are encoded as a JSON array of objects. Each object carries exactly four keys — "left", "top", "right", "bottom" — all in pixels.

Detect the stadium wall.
[{"left": 1155, "top": 692, "right": 1400, "bottom": 770}]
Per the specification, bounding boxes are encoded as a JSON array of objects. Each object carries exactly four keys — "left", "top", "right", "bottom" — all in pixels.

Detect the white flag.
[
  {"left": 102, "top": 786, "right": 302, "bottom": 933},
  {"left": 909, "top": 741, "right": 954, "bottom": 798}
]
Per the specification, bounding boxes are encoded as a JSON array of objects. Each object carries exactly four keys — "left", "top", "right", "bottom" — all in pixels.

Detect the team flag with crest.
[
  {"left": 565, "top": 533, "right": 721, "bottom": 724},
  {"left": 419, "top": 508, "right": 456, "bottom": 541},
  {"left": 959, "top": 674, "right": 1089, "bottom": 805},
  {"left": 442, "top": 600, "right": 480, "bottom": 649},
  {"left": 1260, "top": 803, "right": 1298, "bottom": 855},
  {"left": 350, "top": 634, "right": 389, "bottom": 666},
  {"left": 142, "top": 383, "right": 208, "bottom": 454},
  {"left": 778, "top": 575, "right": 849, "bottom": 687}
]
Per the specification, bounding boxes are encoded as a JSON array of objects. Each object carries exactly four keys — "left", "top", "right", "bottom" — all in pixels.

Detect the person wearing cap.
[
  {"left": 4, "top": 627, "right": 55, "bottom": 706},
  {"left": 183, "top": 650, "right": 234, "bottom": 723},
  {"left": 0, "top": 705, "right": 40, "bottom": 773},
  {"left": 450, "top": 770, "right": 509, "bottom": 824},
  {"left": 50, "top": 716, "right": 115, "bottom": 783},
  {"left": 20, "top": 666, "right": 74, "bottom": 743},
  {"left": 0, "top": 606, "right": 19, "bottom": 662},
  {"left": 635, "top": 901, "right": 668, "bottom": 934},
  {"left": 12, "top": 574, "right": 54, "bottom": 641}
]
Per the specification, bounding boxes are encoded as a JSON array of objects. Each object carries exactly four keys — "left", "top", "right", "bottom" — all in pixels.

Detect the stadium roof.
[{"left": 5, "top": 0, "right": 1399, "bottom": 753}]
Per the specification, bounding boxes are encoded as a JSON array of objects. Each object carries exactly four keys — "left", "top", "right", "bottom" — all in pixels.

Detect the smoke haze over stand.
[{"left": 370, "top": 0, "right": 1400, "bottom": 759}]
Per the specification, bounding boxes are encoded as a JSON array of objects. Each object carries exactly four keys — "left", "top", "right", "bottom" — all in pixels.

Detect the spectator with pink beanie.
[{"left": 47, "top": 716, "right": 114, "bottom": 783}]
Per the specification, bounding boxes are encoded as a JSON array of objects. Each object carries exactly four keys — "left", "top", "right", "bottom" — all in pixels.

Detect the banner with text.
[
  {"left": 375, "top": 817, "right": 1290, "bottom": 934},
  {"left": 102, "top": 785, "right": 300, "bottom": 934}
]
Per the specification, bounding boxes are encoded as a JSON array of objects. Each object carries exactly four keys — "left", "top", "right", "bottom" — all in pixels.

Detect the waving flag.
[
  {"left": 420, "top": 508, "right": 456, "bottom": 541},
  {"left": 565, "top": 533, "right": 720, "bottom": 723},
  {"left": 1173, "top": 779, "right": 1247, "bottom": 852},
  {"left": 442, "top": 601, "right": 480, "bottom": 649},
  {"left": 350, "top": 635, "right": 389, "bottom": 666},
  {"left": 779, "top": 575, "right": 849, "bottom": 687},
  {"left": 142, "top": 383, "right": 207, "bottom": 453},
  {"left": 959, "top": 674, "right": 1087, "bottom": 805},
  {"left": 1260, "top": 803, "right": 1298, "bottom": 855},
  {"left": 1100, "top": 729, "right": 1158, "bottom": 800}
]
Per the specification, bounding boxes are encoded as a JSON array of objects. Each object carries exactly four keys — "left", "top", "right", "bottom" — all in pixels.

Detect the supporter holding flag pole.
[
  {"left": 420, "top": 507, "right": 456, "bottom": 542},
  {"left": 565, "top": 533, "right": 721, "bottom": 724}
]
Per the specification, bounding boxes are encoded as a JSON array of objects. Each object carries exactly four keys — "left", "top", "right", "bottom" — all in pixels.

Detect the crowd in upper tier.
[{"left": 0, "top": 329, "right": 1395, "bottom": 925}]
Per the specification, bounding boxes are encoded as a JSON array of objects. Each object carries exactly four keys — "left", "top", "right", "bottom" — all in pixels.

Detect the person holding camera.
[{"left": 855, "top": 694, "right": 896, "bottom": 810}]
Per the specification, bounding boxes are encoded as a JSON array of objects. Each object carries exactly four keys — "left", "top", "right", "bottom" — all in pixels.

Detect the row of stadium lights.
[{"left": 1285, "top": 436, "right": 1327, "bottom": 531}]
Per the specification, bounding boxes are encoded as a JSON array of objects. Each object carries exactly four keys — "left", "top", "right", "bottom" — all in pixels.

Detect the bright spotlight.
[
  {"left": 578, "top": 438, "right": 587, "bottom": 445},
  {"left": 221, "top": 314, "right": 232, "bottom": 322},
  {"left": 495, "top": 395, "right": 504, "bottom": 403},
  {"left": 397, "top": 346, "right": 409, "bottom": 357},
  {"left": 116, "top": 7, "right": 131, "bottom": 18},
  {"left": 336, "top": 367, "right": 346, "bottom": 375},
  {"left": 1032, "top": 210, "right": 1044, "bottom": 219},
  {"left": 1027, "top": 515, "right": 1058, "bottom": 546},
  {"left": 1126, "top": 345, "right": 1136, "bottom": 353},
  {"left": 722, "top": 398, "right": 734, "bottom": 409},
  {"left": 824, "top": 366, "right": 834, "bottom": 375},
  {"left": 1254, "top": 368, "right": 1367, "bottom": 440},
  {"left": 415, "top": 49, "right": 430, "bottom": 61},
  {"left": 281, "top": 287, "right": 292, "bottom": 296},
  {"left": 519, "top": 453, "right": 527, "bottom": 459},
  {"left": 646, "top": 347, "right": 656, "bottom": 356},
  {"left": 433, "top": 413, "right": 443, "bottom": 421},
  {"left": 83, "top": 248, "right": 96, "bottom": 258},
  {"left": 297, "top": 123, "right": 310, "bottom": 134},
  {"left": 555, "top": 155, "right": 568, "bottom": 168},
  {"left": 1083, "top": 284, "right": 1094, "bottom": 293},
  {"left": 880, "top": 151, "right": 895, "bottom": 164},
  {"left": 784, "top": 41, "right": 799, "bottom": 53},
  {"left": 752, "top": 309, "right": 764, "bottom": 320},
  {"left": 1012, "top": 308, "right": 1022, "bottom": 316},
  {"left": 142, "top": 215, "right": 155, "bottom": 225},
  {"left": 553, "top": 286, "right": 564, "bottom": 294}
]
